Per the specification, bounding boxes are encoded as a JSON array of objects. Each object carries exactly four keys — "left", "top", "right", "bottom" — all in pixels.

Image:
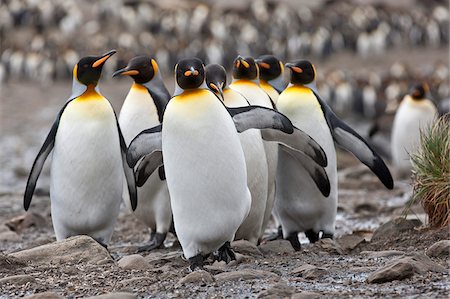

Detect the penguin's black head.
[
  {"left": 232, "top": 56, "right": 259, "bottom": 80},
  {"left": 286, "top": 60, "right": 316, "bottom": 85},
  {"left": 205, "top": 64, "right": 226, "bottom": 101},
  {"left": 74, "top": 50, "right": 116, "bottom": 86},
  {"left": 256, "top": 55, "right": 284, "bottom": 81},
  {"left": 175, "top": 58, "right": 205, "bottom": 90},
  {"left": 410, "top": 83, "right": 428, "bottom": 100},
  {"left": 112, "top": 55, "right": 158, "bottom": 84}
]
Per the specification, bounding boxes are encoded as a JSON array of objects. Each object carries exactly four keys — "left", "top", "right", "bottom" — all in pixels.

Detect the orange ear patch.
[{"left": 291, "top": 66, "right": 303, "bottom": 73}]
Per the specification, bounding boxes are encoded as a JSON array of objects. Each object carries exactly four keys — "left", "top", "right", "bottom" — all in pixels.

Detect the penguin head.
[
  {"left": 112, "top": 55, "right": 159, "bottom": 84},
  {"left": 256, "top": 55, "right": 284, "bottom": 81},
  {"left": 285, "top": 60, "right": 316, "bottom": 85},
  {"left": 73, "top": 50, "right": 116, "bottom": 86},
  {"left": 410, "top": 83, "right": 429, "bottom": 100},
  {"left": 232, "top": 56, "right": 259, "bottom": 80},
  {"left": 205, "top": 63, "right": 226, "bottom": 101},
  {"left": 175, "top": 58, "right": 205, "bottom": 90}
]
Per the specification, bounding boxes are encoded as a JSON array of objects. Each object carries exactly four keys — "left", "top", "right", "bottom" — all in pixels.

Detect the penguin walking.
[
  {"left": 229, "top": 56, "right": 279, "bottom": 238},
  {"left": 256, "top": 55, "right": 287, "bottom": 104},
  {"left": 113, "top": 55, "right": 172, "bottom": 251},
  {"left": 24, "top": 50, "right": 137, "bottom": 247},
  {"left": 127, "top": 58, "right": 328, "bottom": 270},
  {"left": 275, "top": 60, "right": 393, "bottom": 250},
  {"left": 391, "top": 83, "right": 437, "bottom": 175}
]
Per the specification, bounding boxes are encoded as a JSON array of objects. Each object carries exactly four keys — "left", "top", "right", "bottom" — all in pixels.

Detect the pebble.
[
  {"left": 0, "top": 254, "right": 26, "bottom": 270},
  {"left": 0, "top": 274, "right": 35, "bottom": 286},
  {"left": 291, "top": 291, "right": 321, "bottom": 299},
  {"left": 426, "top": 240, "right": 450, "bottom": 258},
  {"left": 258, "top": 240, "right": 295, "bottom": 255},
  {"left": 337, "top": 234, "right": 366, "bottom": 251},
  {"left": 0, "top": 230, "right": 21, "bottom": 242},
  {"left": 5, "top": 212, "right": 47, "bottom": 233},
  {"left": 10, "top": 235, "right": 112, "bottom": 265},
  {"left": 84, "top": 293, "right": 137, "bottom": 299},
  {"left": 231, "top": 240, "right": 263, "bottom": 257},
  {"left": 314, "top": 239, "right": 344, "bottom": 255},
  {"left": 177, "top": 270, "right": 215, "bottom": 285},
  {"left": 23, "top": 292, "right": 63, "bottom": 299},
  {"left": 117, "top": 277, "right": 154, "bottom": 288},
  {"left": 371, "top": 218, "right": 422, "bottom": 241},
  {"left": 256, "top": 280, "right": 294, "bottom": 298},
  {"left": 291, "top": 264, "right": 328, "bottom": 280},
  {"left": 360, "top": 250, "right": 405, "bottom": 258},
  {"left": 117, "top": 254, "right": 150, "bottom": 270},
  {"left": 215, "top": 269, "right": 279, "bottom": 282}
]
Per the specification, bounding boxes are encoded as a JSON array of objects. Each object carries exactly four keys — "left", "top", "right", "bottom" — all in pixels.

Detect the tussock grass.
[{"left": 404, "top": 114, "right": 450, "bottom": 227}]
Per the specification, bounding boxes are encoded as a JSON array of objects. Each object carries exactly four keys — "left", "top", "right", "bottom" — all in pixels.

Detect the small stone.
[
  {"left": 256, "top": 280, "right": 294, "bottom": 298},
  {"left": 360, "top": 250, "right": 405, "bottom": 258},
  {"left": 23, "top": 292, "right": 63, "bottom": 299},
  {"left": 337, "top": 234, "right": 365, "bottom": 251},
  {"left": 426, "top": 240, "right": 450, "bottom": 258},
  {"left": 314, "top": 238, "right": 344, "bottom": 255},
  {"left": 0, "top": 230, "right": 21, "bottom": 242},
  {"left": 5, "top": 212, "right": 47, "bottom": 233},
  {"left": 117, "top": 254, "right": 150, "bottom": 270},
  {"left": 0, "top": 254, "right": 26, "bottom": 271},
  {"left": 215, "top": 269, "right": 279, "bottom": 282},
  {"left": 0, "top": 274, "right": 35, "bottom": 286},
  {"left": 402, "top": 252, "right": 447, "bottom": 273},
  {"left": 118, "top": 277, "right": 154, "bottom": 288},
  {"left": 84, "top": 293, "right": 137, "bottom": 299},
  {"left": 11, "top": 235, "right": 112, "bottom": 265},
  {"left": 258, "top": 240, "right": 295, "bottom": 255},
  {"left": 291, "top": 291, "right": 321, "bottom": 299},
  {"left": 367, "top": 260, "right": 415, "bottom": 283},
  {"left": 177, "top": 270, "right": 214, "bottom": 285},
  {"left": 371, "top": 218, "right": 422, "bottom": 241},
  {"left": 231, "top": 240, "right": 263, "bottom": 257},
  {"left": 291, "top": 264, "right": 328, "bottom": 280}
]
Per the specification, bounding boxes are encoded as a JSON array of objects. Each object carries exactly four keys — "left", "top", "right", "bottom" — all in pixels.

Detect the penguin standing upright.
[
  {"left": 229, "top": 56, "right": 278, "bottom": 238},
  {"left": 113, "top": 55, "right": 172, "bottom": 251},
  {"left": 256, "top": 55, "right": 287, "bottom": 104},
  {"left": 275, "top": 60, "right": 393, "bottom": 250},
  {"left": 391, "top": 83, "right": 437, "bottom": 174},
  {"left": 127, "top": 58, "right": 329, "bottom": 269},
  {"left": 24, "top": 50, "right": 137, "bottom": 247}
]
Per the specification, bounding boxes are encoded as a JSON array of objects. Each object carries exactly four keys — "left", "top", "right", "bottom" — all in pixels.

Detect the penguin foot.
[
  {"left": 137, "top": 232, "right": 166, "bottom": 252},
  {"left": 286, "top": 232, "right": 301, "bottom": 251},
  {"left": 262, "top": 226, "right": 283, "bottom": 243},
  {"left": 305, "top": 229, "right": 320, "bottom": 243},
  {"left": 321, "top": 232, "right": 334, "bottom": 240},
  {"left": 213, "top": 241, "right": 236, "bottom": 263},
  {"left": 188, "top": 254, "right": 205, "bottom": 271}
]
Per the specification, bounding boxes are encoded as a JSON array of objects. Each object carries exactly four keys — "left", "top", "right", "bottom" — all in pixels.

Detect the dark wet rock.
[
  {"left": 23, "top": 292, "right": 63, "bottom": 299},
  {"left": 84, "top": 293, "right": 137, "bottom": 299},
  {"left": 215, "top": 269, "right": 279, "bottom": 282},
  {"left": 371, "top": 218, "right": 422, "bottom": 241},
  {"left": 0, "top": 274, "right": 35, "bottom": 286},
  {"left": 10, "top": 235, "right": 112, "bottom": 265},
  {"left": 177, "top": 270, "right": 215, "bottom": 285},
  {"left": 258, "top": 240, "right": 295, "bottom": 255},
  {"left": 0, "top": 253, "right": 26, "bottom": 271},
  {"left": 0, "top": 230, "right": 21, "bottom": 242},
  {"left": 426, "top": 240, "right": 450, "bottom": 258},
  {"left": 5, "top": 212, "right": 47, "bottom": 233},
  {"left": 291, "top": 291, "right": 321, "bottom": 299},
  {"left": 367, "top": 252, "right": 446, "bottom": 283},
  {"left": 337, "top": 234, "right": 366, "bottom": 251},
  {"left": 314, "top": 238, "right": 344, "bottom": 255},
  {"left": 360, "top": 250, "right": 406, "bottom": 258},
  {"left": 232, "top": 240, "right": 263, "bottom": 257},
  {"left": 117, "top": 254, "right": 150, "bottom": 270},
  {"left": 291, "top": 264, "right": 328, "bottom": 280},
  {"left": 256, "top": 280, "right": 294, "bottom": 298}
]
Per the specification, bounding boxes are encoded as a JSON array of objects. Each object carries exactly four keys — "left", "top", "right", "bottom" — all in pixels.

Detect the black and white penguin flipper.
[
  {"left": 260, "top": 128, "right": 327, "bottom": 167},
  {"left": 313, "top": 91, "right": 394, "bottom": 189},
  {"left": 24, "top": 102, "right": 71, "bottom": 211},
  {"left": 280, "top": 145, "right": 330, "bottom": 197},
  {"left": 135, "top": 151, "right": 164, "bottom": 187},
  {"left": 126, "top": 124, "right": 162, "bottom": 168},
  {"left": 226, "top": 105, "right": 293, "bottom": 134}
]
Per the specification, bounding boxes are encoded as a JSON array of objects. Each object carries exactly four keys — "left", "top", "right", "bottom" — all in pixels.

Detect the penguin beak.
[
  {"left": 285, "top": 63, "right": 303, "bottom": 74},
  {"left": 92, "top": 50, "right": 117, "bottom": 68},
  {"left": 256, "top": 59, "right": 270, "bottom": 70},
  {"left": 112, "top": 67, "right": 139, "bottom": 77},
  {"left": 209, "top": 81, "right": 224, "bottom": 102},
  {"left": 184, "top": 67, "right": 199, "bottom": 77}
]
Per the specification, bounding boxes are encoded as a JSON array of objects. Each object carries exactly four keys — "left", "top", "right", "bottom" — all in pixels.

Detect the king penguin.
[
  {"left": 24, "top": 50, "right": 137, "bottom": 247},
  {"left": 275, "top": 60, "right": 393, "bottom": 250},
  {"left": 126, "top": 58, "right": 328, "bottom": 270},
  {"left": 229, "top": 56, "right": 279, "bottom": 239},
  {"left": 391, "top": 83, "right": 437, "bottom": 175},
  {"left": 256, "top": 55, "right": 287, "bottom": 104},
  {"left": 113, "top": 55, "right": 172, "bottom": 251}
]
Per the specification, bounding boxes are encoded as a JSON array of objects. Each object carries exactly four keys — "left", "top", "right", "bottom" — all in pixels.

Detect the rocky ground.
[{"left": 0, "top": 79, "right": 449, "bottom": 298}]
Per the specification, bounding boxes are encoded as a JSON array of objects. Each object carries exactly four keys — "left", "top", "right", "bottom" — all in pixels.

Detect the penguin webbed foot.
[
  {"left": 189, "top": 253, "right": 206, "bottom": 271},
  {"left": 212, "top": 241, "right": 236, "bottom": 264},
  {"left": 137, "top": 232, "right": 166, "bottom": 252},
  {"left": 321, "top": 232, "right": 334, "bottom": 240},
  {"left": 286, "top": 232, "right": 301, "bottom": 251},
  {"left": 262, "top": 226, "right": 283, "bottom": 243},
  {"left": 305, "top": 229, "right": 320, "bottom": 243}
]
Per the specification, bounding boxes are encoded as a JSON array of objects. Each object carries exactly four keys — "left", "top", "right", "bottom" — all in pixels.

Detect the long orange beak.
[{"left": 93, "top": 50, "right": 117, "bottom": 68}]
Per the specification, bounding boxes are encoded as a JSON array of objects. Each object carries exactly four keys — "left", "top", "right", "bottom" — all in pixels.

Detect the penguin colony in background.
[{"left": 24, "top": 49, "right": 400, "bottom": 271}]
